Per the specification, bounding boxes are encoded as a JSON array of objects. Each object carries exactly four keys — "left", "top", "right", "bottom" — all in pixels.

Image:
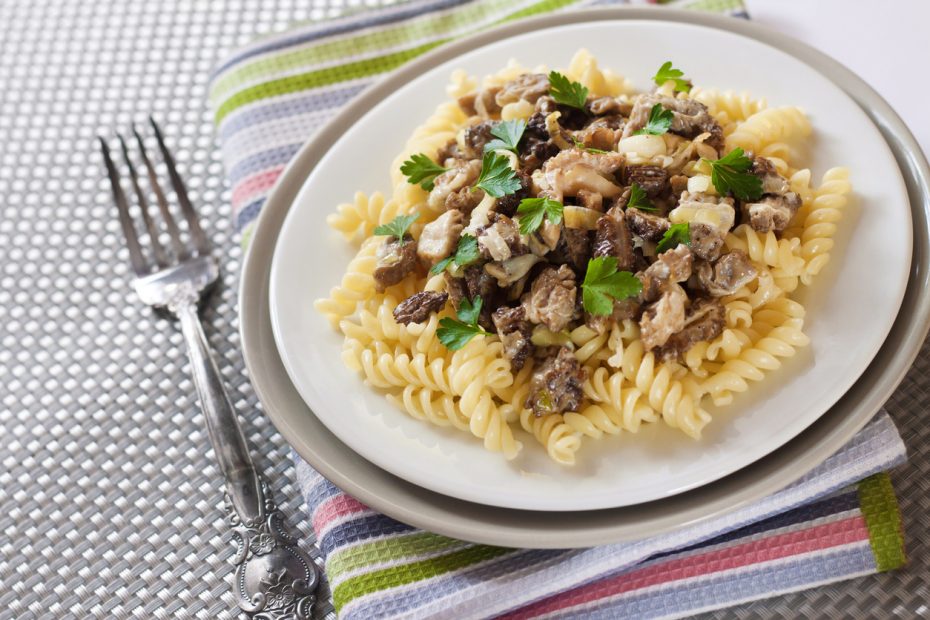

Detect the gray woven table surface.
[{"left": 0, "top": 1, "right": 926, "bottom": 618}]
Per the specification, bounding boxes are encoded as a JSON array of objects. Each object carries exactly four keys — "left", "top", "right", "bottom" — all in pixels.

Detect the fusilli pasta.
[{"left": 316, "top": 52, "right": 850, "bottom": 465}]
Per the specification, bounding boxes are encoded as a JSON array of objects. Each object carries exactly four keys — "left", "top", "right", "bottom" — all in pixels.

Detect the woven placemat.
[{"left": 0, "top": 1, "right": 926, "bottom": 618}]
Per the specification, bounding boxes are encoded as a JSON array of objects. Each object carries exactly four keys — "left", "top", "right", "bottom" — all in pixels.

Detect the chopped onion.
[
  {"left": 563, "top": 205, "right": 601, "bottom": 230},
  {"left": 617, "top": 134, "right": 667, "bottom": 158},
  {"left": 501, "top": 99, "right": 534, "bottom": 121},
  {"left": 493, "top": 148, "right": 519, "bottom": 170},
  {"left": 463, "top": 192, "right": 496, "bottom": 234},
  {"left": 686, "top": 174, "right": 715, "bottom": 195},
  {"left": 545, "top": 111, "right": 573, "bottom": 150},
  {"left": 669, "top": 200, "right": 735, "bottom": 231},
  {"left": 538, "top": 219, "right": 561, "bottom": 250},
  {"left": 530, "top": 326, "right": 573, "bottom": 347}
]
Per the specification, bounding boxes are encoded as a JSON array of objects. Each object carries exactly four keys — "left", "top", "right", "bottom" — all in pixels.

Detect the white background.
[{"left": 745, "top": 0, "right": 929, "bottom": 157}]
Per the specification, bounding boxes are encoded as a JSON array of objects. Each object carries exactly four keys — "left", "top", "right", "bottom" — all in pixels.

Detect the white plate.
[{"left": 269, "top": 20, "right": 911, "bottom": 511}]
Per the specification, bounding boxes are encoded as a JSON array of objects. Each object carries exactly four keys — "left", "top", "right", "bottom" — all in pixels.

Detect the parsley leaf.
[
  {"left": 548, "top": 70, "right": 589, "bottom": 111},
  {"left": 437, "top": 319, "right": 485, "bottom": 351},
  {"left": 452, "top": 234, "right": 479, "bottom": 267},
  {"left": 373, "top": 213, "right": 419, "bottom": 240},
  {"left": 572, "top": 137, "right": 609, "bottom": 154},
  {"left": 437, "top": 295, "right": 488, "bottom": 350},
  {"left": 456, "top": 295, "right": 482, "bottom": 325},
  {"left": 516, "top": 197, "right": 564, "bottom": 235},
  {"left": 581, "top": 257, "right": 643, "bottom": 316},
  {"left": 430, "top": 234, "right": 480, "bottom": 274},
  {"left": 626, "top": 182, "right": 657, "bottom": 212},
  {"left": 484, "top": 119, "right": 526, "bottom": 154},
  {"left": 474, "top": 151, "right": 521, "bottom": 198},
  {"left": 633, "top": 104, "right": 673, "bottom": 136},
  {"left": 651, "top": 61, "right": 691, "bottom": 93},
  {"left": 656, "top": 222, "right": 690, "bottom": 254},
  {"left": 400, "top": 153, "right": 449, "bottom": 190},
  {"left": 430, "top": 256, "right": 454, "bottom": 275},
  {"left": 705, "top": 147, "right": 764, "bottom": 201}
]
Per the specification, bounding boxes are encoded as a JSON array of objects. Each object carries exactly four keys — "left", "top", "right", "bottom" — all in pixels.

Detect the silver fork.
[{"left": 100, "top": 119, "right": 320, "bottom": 620}]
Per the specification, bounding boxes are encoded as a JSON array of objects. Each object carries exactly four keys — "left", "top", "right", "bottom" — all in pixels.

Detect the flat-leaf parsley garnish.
[
  {"left": 400, "top": 153, "right": 449, "bottom": 190},
  {"left": 656, "top": 222, "right": 690, "bottom": 254},
  {"left": 430, "top": 234, "right": 480, "bottom": 274},
  {"left": 626, "top": 182, "right": 657, "bottom": 212},
  {"left": 484, "top": 119, "right": 526, "bottom": 154},
  {"left": 572, "top": 137, "right": 609, "bottom": 154},
  {"left": 581, "top": 256, "right": 642, "bottom": 316},
  {"left": 437, "top": 295, "right": 489, "bottom": 350},
  {"left": 705, "top": 147, "right": 763, "bottom": 201},
  {"left": 516, "top": 197, "right": 564, "bottom": 235},
  {"left": 633, "top": 104, "right": 673, "bottom": 136},
  {"left": 473, "top": 150, "right": 521, "bottom": 197},
  {"left": 548, "top": 71, "right": 589, "bottom": 111},
  {"left": 373, "top": 213, "right": 419, "bottom": 240},
  {"left": 651, "top": 61, "right": 691, "bottom": 93}
]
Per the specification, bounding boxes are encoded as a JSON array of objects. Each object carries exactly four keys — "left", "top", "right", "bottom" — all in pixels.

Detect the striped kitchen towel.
[
  {"left": 209, "top": 1, "right": 908, "bottom": 618},
  {"left": 294, "top": 413, "right": 905, "bottom": 618}
]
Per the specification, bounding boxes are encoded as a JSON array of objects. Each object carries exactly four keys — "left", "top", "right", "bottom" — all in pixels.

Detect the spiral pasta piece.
[
  {"left": 570, "top": 325, "right": 610, "bottom": 365},
  {"left": 611, "top": 340, "right": 710, "bottom": 438},
  {"left": 481, "top": 59, "right": 529, "bottom": 90},
  {"left": 725, "top": 225, "right": 805, "bottom": 278},
  {"left": 519, "top": 408, "right": 581, "bottom": 465},
  {"left": 581, "top": 366, "right": 656, "bottom": 433},
  {"left": 386, "top": 386, "right": 470, "bottom": 431},
  {"left": 314, "top": 237, "right": 380, "bottom": 329},
  {"left": 447, "top": 69, "right": 477, "bottom": 99},
  {"left": 564, "top": 48, "right": 634, "bottom": 97},
  {"left": 389, "top": 100, "right": 469, "bottom": 187},
  {"left": 461, "top": 384, "right": 522, "bottom": 459},
  {"left": 798, "top": 168, "right": 851, "bottom": 285},
  {"left": 491, "top": 363, "right": 532, "bottom": 419},
  {"left": 724, "top": 298, "right": 754, "bottom": 329},
  {"left": 701, "top": 313, "right": 810, "bottom": 406},
  {"left": 726, "top": 107, "right": 812, "bottom": 161},
  {"left": 695, "top": 89, "right": 766, "bottom": 122},
  {"left": 692, "top": 88, "right": 767, "bottom": 137},
  {"left": 326, "top": 192, "right": 404, "bottom": 244}
]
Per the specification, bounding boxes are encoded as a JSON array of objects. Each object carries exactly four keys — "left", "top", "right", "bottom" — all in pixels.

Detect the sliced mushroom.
[
  {"left": 696, "top": 250, "right": 758, "bottom": 296},
  {"left": 654, "top": 298, "right": 725, "bottom": 360},
  {"left": 640, "top": 283, "right": 688, "bottom": 351},
  {"left": 428, "top": 160, "right": 481, "bottom": 211},
  {"left": 535, "top": 148, "right": 625, "bottom": 203},
  {"left": 373, "top": 236, "right": 417, "bottom": 293},
  {"left": 485, "top": 253, "right": 542, "bottom": 287},
  {"left": 417, "top": 210, "right": 464, "bottom": 266}
]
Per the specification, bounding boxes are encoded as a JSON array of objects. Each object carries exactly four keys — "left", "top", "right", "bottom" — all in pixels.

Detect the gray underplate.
[{"left": 239, "top": 7, "right": 930, "bottom": 548}]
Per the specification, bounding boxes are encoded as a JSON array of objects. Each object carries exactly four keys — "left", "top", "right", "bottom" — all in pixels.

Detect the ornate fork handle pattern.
[{"left": 227, "top": 479, "right": 319, "bottom": 620}]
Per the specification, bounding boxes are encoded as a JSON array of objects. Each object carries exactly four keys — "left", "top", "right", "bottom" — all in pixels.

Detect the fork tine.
[
  {"left": 118, "top": 135, "right": 169, "bottom": 268},
  {"left": 133, "top": 127, "right": 187, "bottom": 260},
  {"left": 150, "top": 118, "right": 210, "bottom": 256},
  {"left": 99, "top": 137, "right": 149, "bottom": 276}
]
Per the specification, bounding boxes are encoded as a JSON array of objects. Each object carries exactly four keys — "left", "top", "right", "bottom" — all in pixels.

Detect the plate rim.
[
  {"left": 266, "top": 17, "right": 912, "bottom": 510},
  {"left": 239, "top": 6, "right": 930, "bottom": 547}
]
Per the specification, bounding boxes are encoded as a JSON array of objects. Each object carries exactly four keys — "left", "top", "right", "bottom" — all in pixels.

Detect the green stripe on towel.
[
  {"left": 214, "top": 40, "right": 447, "bottom": 124},
  {"left": 332, "top": 545, "right": 514, "bottom": 611},
  {"left": 212, "top": 0, "right": 583, "bottom": 124},
  {"left": 327, "top": 531, "right": 467, "bottom": 577},
  {"left": 858, "top": 473, "right": 906, "bottom": 571},
  {"left": 210, "top": 0, "right": 524, "bottom": 101}
]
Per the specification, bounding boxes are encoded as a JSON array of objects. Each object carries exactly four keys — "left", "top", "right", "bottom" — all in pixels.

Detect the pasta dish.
[{"left": 316, "top": 51, "right": 850, "bottom": 465}]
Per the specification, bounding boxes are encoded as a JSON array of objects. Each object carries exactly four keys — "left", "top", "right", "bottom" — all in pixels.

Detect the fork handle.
[{"left": 176, "top": 300, "right": 263, "bottom": 524}]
